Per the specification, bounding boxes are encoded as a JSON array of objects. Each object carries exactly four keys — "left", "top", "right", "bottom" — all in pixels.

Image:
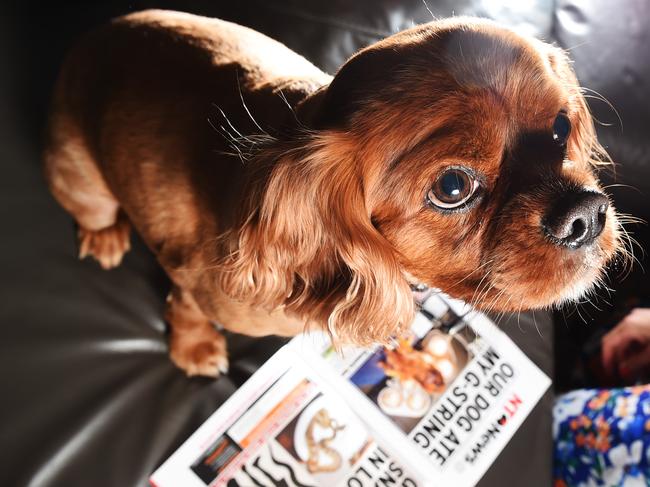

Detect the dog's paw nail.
[
  {"left": 76, "top": 220, "right": 131, "bottom": 270},
  {"left": 170, "top": 333, "right": 229, "bottom": 379}
]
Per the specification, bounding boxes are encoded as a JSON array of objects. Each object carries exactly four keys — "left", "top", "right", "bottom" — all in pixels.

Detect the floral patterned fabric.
[{"left": 554, "top": 385, "right": 650, "bottom": 486}]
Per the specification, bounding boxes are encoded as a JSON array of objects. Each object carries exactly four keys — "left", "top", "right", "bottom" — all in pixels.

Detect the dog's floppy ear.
[
  {"left": 296, "top": 44, "right": 409, "bottom": 130},
  {"left": 219, "top": 133, "right": 414, "bottom": 345}
]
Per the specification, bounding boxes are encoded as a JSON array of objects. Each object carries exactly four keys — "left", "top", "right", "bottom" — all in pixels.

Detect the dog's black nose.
[{"left": 544, "top": 191, "right": 609, "bottom": 248}]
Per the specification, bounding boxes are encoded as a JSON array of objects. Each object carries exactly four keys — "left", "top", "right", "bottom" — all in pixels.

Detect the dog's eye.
[
  {"left": 427, "top": 167, "right": 480, "bottom": 210},
  {"left": 553, "top": 112, "right": 571, "bottom": 145}
]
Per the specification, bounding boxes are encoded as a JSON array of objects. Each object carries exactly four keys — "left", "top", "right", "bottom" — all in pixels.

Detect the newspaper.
[{"left": 150, "top": 294, "right": 551, "bottom": 487}]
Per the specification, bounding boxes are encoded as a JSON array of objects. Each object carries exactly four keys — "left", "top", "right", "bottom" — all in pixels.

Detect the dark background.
[{"left": 1, "top": 1, "right": 648, "bottom": 486}]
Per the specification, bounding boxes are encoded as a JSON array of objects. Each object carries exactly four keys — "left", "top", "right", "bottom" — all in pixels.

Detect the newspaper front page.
[{"left": 150, "top": 294, "right": 551, "bottom": 487}]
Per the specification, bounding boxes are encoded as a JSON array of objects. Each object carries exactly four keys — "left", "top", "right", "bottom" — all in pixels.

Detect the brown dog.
[{"left": 44, "top": 10, "right": 622, "bottom": 377}]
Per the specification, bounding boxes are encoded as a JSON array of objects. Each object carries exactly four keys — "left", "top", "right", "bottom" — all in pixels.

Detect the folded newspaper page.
[{"left": 150, "top": 294, "right": 551, "bottom": 487}]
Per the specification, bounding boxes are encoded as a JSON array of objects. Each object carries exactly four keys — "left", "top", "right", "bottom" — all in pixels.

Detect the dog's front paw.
[{"left": 169, "top": 326, "right": 229, "bottom": 378}]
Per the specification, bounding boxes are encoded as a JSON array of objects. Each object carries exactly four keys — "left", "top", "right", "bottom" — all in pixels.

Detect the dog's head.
[{"left": 221, "top": 18, "right": 622, "bottom": 344}]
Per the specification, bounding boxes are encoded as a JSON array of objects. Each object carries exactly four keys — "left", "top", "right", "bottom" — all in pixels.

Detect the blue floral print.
[{"left": 554, "top": 385, "right": 650, "bottom": 487}]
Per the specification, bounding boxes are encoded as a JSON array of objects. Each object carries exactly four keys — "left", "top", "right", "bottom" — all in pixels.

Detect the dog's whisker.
[
  {"left": 421, "top": 0, "right": 436, "bottom": 21},
  {"left": 495, "top": 290, "right": 516, "bottom": 325},
  {"left": 470, "top": 274, "right": 496, "bottom": 313},
  {"left": 236, "top": 72, "right": 271, "bottom": 137},
  {"left": 574, "top": 299, "right": 592, "bottom": 326},
  {"left": 484, "top": 283, "right": 506, "bottom": 314},
  {"left": 207, "top": 116, "right": 252, "bottom": 164},
  {"left": 483, "top": 286, "right": 507, "bottom": 319},
  {"left": 219, "top": 125, "right": 250, "bottom": 149},
  {"left": 448, "top": 258, "right": 494, "bottom": 290},
  {"left": 213, "top": 104, "right": 250, "bottom": 141},
  {"left": 615, "top": 211, "right": 646, "bottom": 225},
  {"left": 277, "top": 89, "right": 308, "bottom": 130},
  {"left": 584, "top": 289, "right": 604, "bottom": 312},
  {"left": 516, "top": 298, "right": 525, "bottom": 333},
  {"left": 580, "top": 86, "right": 623, "bottom": 132},
  {"left": 614, "top": 219, "right": 644, "bottom": 278},
  {"left": 467, "top": 268, "right": 493, "bottom": 311},
  {"left": 531, "top": 310, "right": 543, "bottom": 338},
  {"left": 562, "top": 40, "right": 590, "bottom": 52}
]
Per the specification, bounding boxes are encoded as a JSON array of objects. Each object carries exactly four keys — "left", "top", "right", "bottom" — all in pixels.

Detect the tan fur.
[{"left": 44, "top": 11, "right": 621, "bottom": 377}]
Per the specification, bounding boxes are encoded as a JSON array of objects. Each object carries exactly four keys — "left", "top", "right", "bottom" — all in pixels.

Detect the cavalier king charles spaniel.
[{"left": 44, "top": 10, "right": 622, "bottom": 376}]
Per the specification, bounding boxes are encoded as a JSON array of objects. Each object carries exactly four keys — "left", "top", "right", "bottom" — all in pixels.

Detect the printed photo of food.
[
  {"left": 349, "top": 306, "right": 475, "bottom": 433},
  {"left": 275, "top": 394, "right": 372, "bottom": 485}
]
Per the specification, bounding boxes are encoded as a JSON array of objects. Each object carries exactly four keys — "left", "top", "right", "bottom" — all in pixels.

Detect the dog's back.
[{"left": 44, "top": 9, "right": 329, "bottom": 271}]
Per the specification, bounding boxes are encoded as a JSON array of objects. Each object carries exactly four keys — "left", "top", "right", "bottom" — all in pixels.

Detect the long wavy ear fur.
[{"left": 218, "top": 132, "right": 414, "bottom": 345}]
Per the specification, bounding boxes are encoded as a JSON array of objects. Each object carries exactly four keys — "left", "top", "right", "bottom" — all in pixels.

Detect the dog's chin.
[
  {"left": 481, "top": 247, "right": 613, "bottom": 312},
  {"left": 427, "top": 232, "right": 619, "bottom": 313}
]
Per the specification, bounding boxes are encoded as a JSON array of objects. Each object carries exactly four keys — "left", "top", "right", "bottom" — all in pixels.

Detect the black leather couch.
[{"left": 1, "top": 1, "right": 648, "bottom": 486}]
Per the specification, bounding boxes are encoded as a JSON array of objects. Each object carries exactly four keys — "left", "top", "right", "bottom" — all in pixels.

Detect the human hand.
[{"left": 602, "top": 308, "right": 650, "bottom": 380}]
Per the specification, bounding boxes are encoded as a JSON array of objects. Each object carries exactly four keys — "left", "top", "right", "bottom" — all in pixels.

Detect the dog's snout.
[{"left": 544, "top": 191, "right": 609, "bottom": 248}]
